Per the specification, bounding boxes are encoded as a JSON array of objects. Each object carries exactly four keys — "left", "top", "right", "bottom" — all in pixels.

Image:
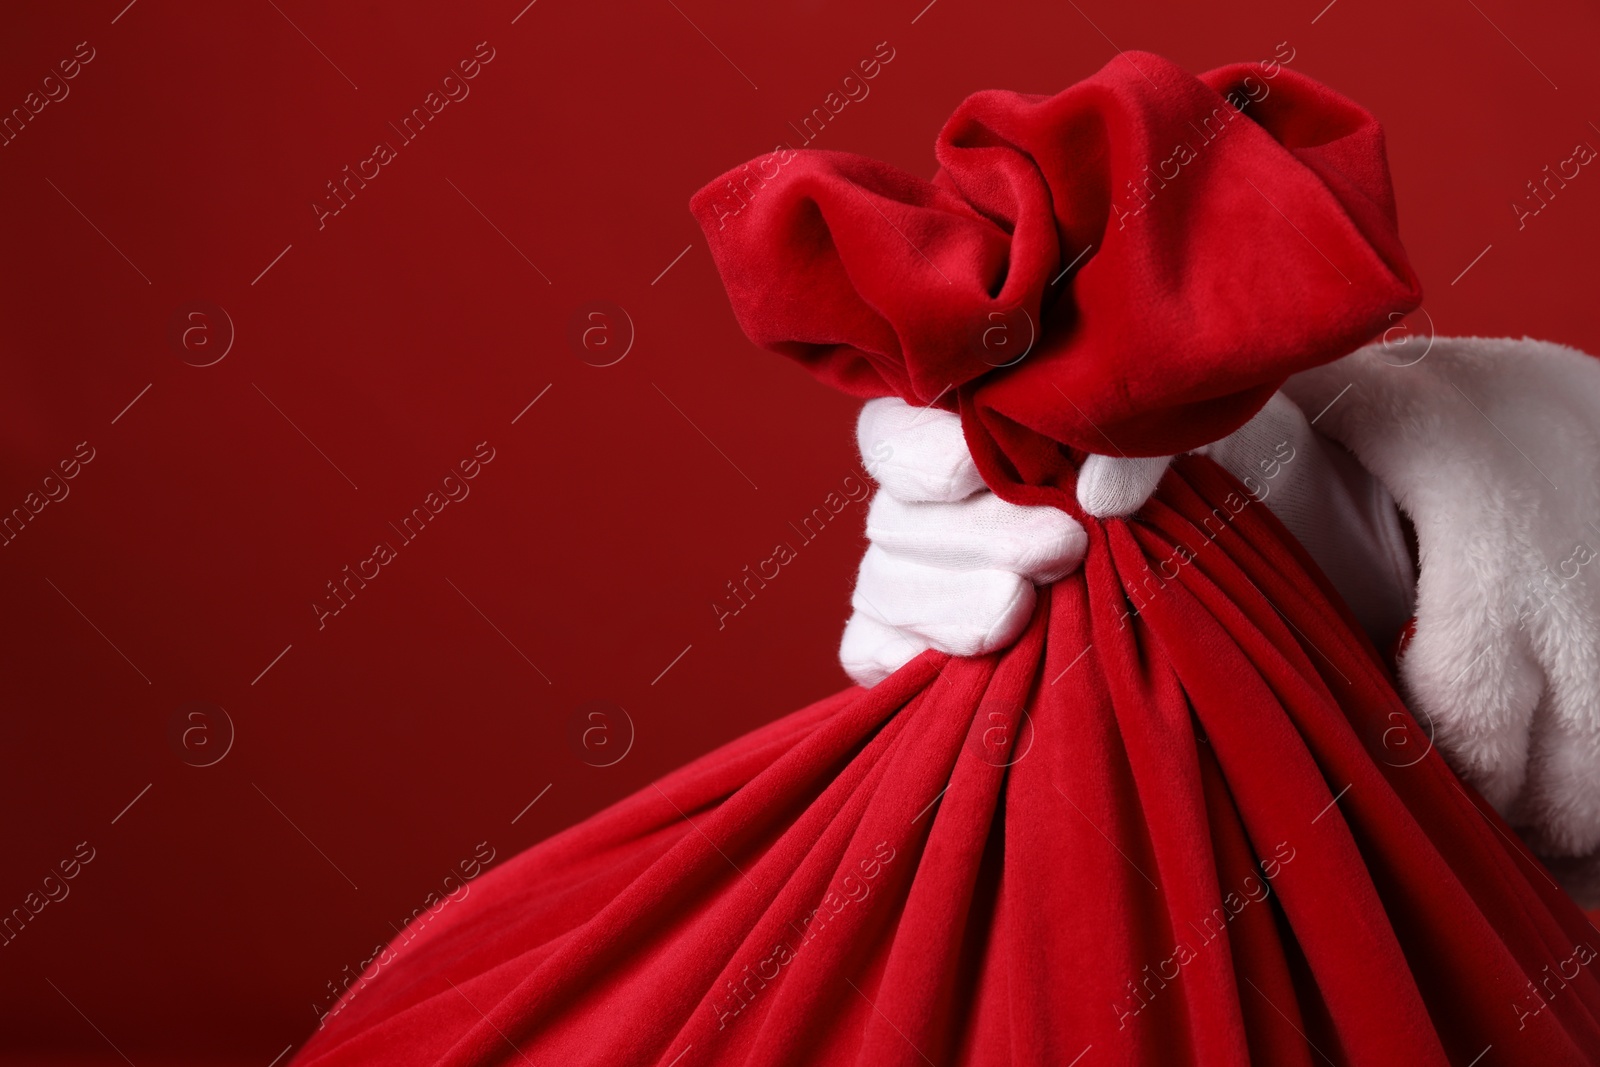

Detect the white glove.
[
  {"left": 843, "top": 393, "right": 1416, "bottom": 685},
  {"left": 841, "top": 399, "right": 1087, "bottom": 686},
  {"left": 1285, "top": 336, "right": 1600, "bottom": 902}
]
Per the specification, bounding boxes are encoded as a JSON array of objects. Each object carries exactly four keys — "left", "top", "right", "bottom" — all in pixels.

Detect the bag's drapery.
[
  {"left": 293, "top": 460, "right": 1600, "bottom": 1066},
  {"left": 292, "top": 53, "right": 1600, "bottom": 1066}
]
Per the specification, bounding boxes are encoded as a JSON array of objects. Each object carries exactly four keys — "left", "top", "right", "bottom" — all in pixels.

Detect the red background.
[{"left": 2, "top": 0, "right": 1598, "bottom": 1062}]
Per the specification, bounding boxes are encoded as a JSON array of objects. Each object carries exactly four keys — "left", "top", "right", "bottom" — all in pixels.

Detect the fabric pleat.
[{"left": 293, "top": 457, "right": 1600, "bottom": 1067}]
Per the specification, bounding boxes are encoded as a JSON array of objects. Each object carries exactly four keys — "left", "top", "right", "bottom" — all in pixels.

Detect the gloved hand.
[
  {"left": 841, "top": 399, "right": 1087, "bottom": 687},
  {"left": 1285, "top": 336, "right": 1600, "bottom": 904},
  {"left": 843, "top": 391, "right": 1416, "bottom": 686}
]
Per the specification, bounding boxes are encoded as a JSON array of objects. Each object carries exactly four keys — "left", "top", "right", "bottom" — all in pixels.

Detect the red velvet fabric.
[
  {"left": 292, "top": 460, "right": 1600, "bottom": 1066},
  {"left": 691, "top": 51, "right": 1420, "bottom": 465},
  {"left": 291, "top": 55, "right": 1600, "bottom": 1065}
]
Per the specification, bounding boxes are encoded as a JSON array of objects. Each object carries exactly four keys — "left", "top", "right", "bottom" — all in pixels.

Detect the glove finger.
[
  {"left": 857, "top": 397, "right": 986, "bottom": 503},
  {"left": 853, "top": 545, "right": 1035, "bottom": 656},
  {"left": 839, "top": 612, "right": 927, "bottom": 688},
  {"left": 1076, "top": 454, "right": 1172, "bottom": 517},
  {"left": 865, "top": 492, "right": 1087, "bottom": 583}
]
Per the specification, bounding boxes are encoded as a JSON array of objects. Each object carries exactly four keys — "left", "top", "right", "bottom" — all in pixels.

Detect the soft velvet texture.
[
  {"left": 692, "top": 51, "right": 1420, "bottom": 468},
  {"left": 291, "top": 55, "right": 1600, "bottom": 1066},
  {"left": 292, "top": 460, "right": 1600, "bottom": 1066}
]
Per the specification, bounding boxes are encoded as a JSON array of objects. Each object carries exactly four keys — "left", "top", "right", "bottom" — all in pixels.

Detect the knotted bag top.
[{"left": 690, "top": 51, "right": 1421, "bottom": 501}]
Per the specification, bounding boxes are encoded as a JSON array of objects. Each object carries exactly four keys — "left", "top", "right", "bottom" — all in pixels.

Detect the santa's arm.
[
  {"left": 1286, "top": 336, "right": 1600, "bottom": 903},
  {"left": 846, "top": 336, "right": 1600, "bottom": 904}
]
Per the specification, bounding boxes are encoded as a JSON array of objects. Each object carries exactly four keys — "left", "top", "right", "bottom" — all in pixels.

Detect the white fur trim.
[{"left": 1286, "top": 337, "right": 1600, "bottom": 900}]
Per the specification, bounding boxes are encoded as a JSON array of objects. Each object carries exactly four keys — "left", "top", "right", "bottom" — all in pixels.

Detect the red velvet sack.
[
  {"left": 291, "top": 53, "right": 1600, "bottom": 1066},
  {"left": 693, "top": 51, "right": 1417, "bottom": 463}
]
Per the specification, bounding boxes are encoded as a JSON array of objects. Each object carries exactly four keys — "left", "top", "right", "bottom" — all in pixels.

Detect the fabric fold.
[
  {"left": 691, "top": 51, "right": 1422, "bottom": 467},
  {"left": 293, "top": 458, "right": 1600, "bottom": 1067}
]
